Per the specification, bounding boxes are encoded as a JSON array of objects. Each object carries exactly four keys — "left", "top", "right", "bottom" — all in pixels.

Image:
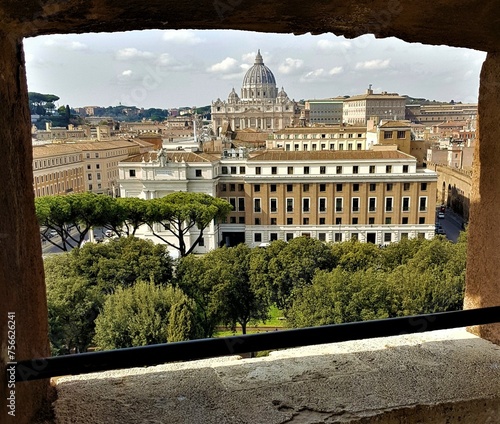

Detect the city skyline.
[{"left": 24, "top": 29, "right": 486, "bottom": 110}]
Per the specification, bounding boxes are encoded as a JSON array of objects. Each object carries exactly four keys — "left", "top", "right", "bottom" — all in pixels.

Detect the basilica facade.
[{"left": 211, "top": 50, "right": 300, "bottom": 133}]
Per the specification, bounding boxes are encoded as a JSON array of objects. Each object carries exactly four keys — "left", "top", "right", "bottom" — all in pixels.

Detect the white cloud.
[
  {"left": 317, "top": 39, "right": 351, "bottom": 51},
  {"left": 329, "top": 66, "right": 343, "bottom": 75},
  {"left": 355, "top": 59, "right": 391, "bottom": 70},
  {"left": 162, "top": 31, "right": 204, "bottom": 45},
  {"left": 44, "top": 38, "right": 88, "bottom": 51},
  {"left": 122, "top": 70, "right": 133, "bottom": 77},
  {"left": 300, "top": 68, "right": 326, "bottom": 82},
  {"left": 207, "top": 57, "right": 239, "bottom": 73},
  {"left": 115, "top": 48, "right": 154, "bottom": 61},
  {"left": 242, "top": 52, "right": 257, "bottom": 64},
  {"left": 278, "top": 58, "right": 304, "bottom": 74}
]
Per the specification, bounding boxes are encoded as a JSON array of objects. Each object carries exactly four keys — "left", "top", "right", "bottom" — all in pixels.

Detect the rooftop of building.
[
  {"left": 122, "top": 151, "right": 218, "bottom": 163},
  {"left": 379, "top": 120, "right": 413, "bottom": 128},
  {"left": 32, "top": 144, "right": 83, "bottom": 158},
  {"left": 50, "top": 328, "right": 500, "bottom": 424},
  {"left": 249, "top": 149, "right": 414, "bottom": 161},
  {"left": 344, "top": 91, "right": 406, "bottom": 102},
  {"left": 68, "top": 140, "right": 138, "bottom": 151},
  {"left": 274, "top": 126, "right": 367, "bottom": 134}
]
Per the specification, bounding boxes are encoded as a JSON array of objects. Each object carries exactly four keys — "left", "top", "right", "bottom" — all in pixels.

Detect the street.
[
  {"left": 436, "top": 208, "right": 465, "bottom": 243},
  {"left": 41, "top": 227, "right": 108, "bottom": 256}
]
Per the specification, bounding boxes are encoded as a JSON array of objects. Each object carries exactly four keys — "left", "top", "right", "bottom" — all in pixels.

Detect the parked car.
[
  {"left": 436, "top": 228, "right": 446, "bottom": 235},
  {"left": 48, "top": 230, "right": 58, "bottom": 238},
  {"left": 105, "top": 230, "right": 114, "bottom": 237},
  {"left": 438, "top": 212, "right": 445, "bottom": 219}
]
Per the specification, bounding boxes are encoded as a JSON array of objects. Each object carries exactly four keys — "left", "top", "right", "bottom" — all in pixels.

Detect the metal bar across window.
[{"left": 14, "top": 306, "right": 500, "bottom": 382}]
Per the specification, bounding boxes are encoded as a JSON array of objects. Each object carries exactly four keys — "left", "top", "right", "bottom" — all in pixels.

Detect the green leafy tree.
[
  {"left": 36, "top": 193, "right": 117, "bottom": 250},
  {"left": 93, "top": 281, "right": 200, "bottom": 350},
  {"left": 45, "top": 237, "right": 175, "bottom": 354},
  {"left": 249, "top": 237, "right": 335, "bottom": 312},
  {"left": 330, "top": 239, "right": 382, "bottom": 272},
  {"left": 105, "top": 197, "right": 148, "bottom": 237},
  {"left": 145, "top": 192, "right": 232, "bottom": 257},
  {"left": 206, "top": 245, "right": 269, "bottom": 334}
]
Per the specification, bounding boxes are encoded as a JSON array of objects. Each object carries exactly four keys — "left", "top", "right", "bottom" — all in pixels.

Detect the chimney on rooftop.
[{"left": 366, "top": 84, "right": 373, "bottom": 95}]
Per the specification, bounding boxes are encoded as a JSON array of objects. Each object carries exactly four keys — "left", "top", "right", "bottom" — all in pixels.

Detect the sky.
[{"left": 23, "top": 29, "right": 486, "bottom": 110}]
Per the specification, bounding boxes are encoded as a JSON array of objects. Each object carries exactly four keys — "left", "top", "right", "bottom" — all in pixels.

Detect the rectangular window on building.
[
  {"left": 270, "top": 232, "right": 278, "bottom": 241},
  {"left": 303, "top": 198, "right": 310, "bottom": 212},
  {"left": 254, "top": 233, "right": 262, "bottom": 242},
  {"left": 87, "top": 164, "right": 91, "bottom": 170},
  {"left": 230, "top": 184, "right": 236, "bottom": 191},
  {"left": 384, "top": 131, "right": 393, "bottom": 139},
  {"left": 222, "top": 166, "right": 228, "bottom": 174},
  {"left": 370, "top": 165, "right": 375, "bottom": 174},
  {"left": 385, "top": 217, "right": 392, "bottom": 224},
  {"left": 287, "top": 166, "right": 294, "bottom": 175},
  {"left": 196, "top": 169, "right": 202, "bottom": 177},
  {"left": 404, "top": 183, "right": 410, "bottom": 191},
  {"left": 319, "top": 198, "right": 326, "bottom": 212},
  {"left": 255, "top": 218, "right": 261, "bottom": 225},
  {"left": 369, "top": 197, "right": 376, "bottom": 212},
  {"left": 239, "top": 216, "right": 245, "bottom": 224},
  {"left": 270, "top": 184, "right": 277, "bottom": 192},
  {"left": 221, "top": 184, "right": 227, "bottom": 192},
  {"left": 357, "top": 143, "right": 362, "bottom": 150},
  {"left": 96, "top": 173, "right": 101, "bottom": 180},
  {"left": 287, "top": 198, "right": 294, "bottom": 212},
  {"left": 303, "top": 217, "right": 309, "bottom": 225},
  {"left": 230, "top": 217, "right": 237, "bottom": 224},
  {"left": 287, "top": 184, "right": 293, "bottom": 192},
  {"left": 335, "top": 233, "right": 342, "bottom": 242},
  {"left": 352, "top": 197, "right": 360, "bottom": 212},
  {"left": 304, "top": 166, "right": 310, "bottom": 174},
  {"left": 294, "top": 144, "right": 299, "bottom": 151},
  {"left": 352, "top": 217, "right": 358, "bottom": 225},
  {"left": 402, "top": 217, "right": 408, "bottom": 224},
  {"left": 369, "top": 183, "right": 376, "bottom": 191},
  {"left": 240, "top": 166, "right": 246, "bottom": 174},
  {"left": 384, "top": 233, "right": 392, "bottom": 242},
  {"left": 88, "top": 174, "right": 92, "bottom": 180},
  {"left": 402, "top": 197, "right": 410, "bottom": 212},
  {"left": 330, "top": 143, "right": 335, "bottom": 150},
  {"left": 419, "top": 217, "right": 425, "bottom": 224},
  {"left": 318, "top": 233, "right": 326, "bottom": 242},
  {"left": 421, "top": 182, "right": 427, "bottom": 191},
  {"left": 353, "top": 183, "right": 360, "bottom": 192},
  {"left": 256, "top": 166, "right": 261, "bottom": 175},
  {"left": 369, "top": 217, "right": 375, "bottom": 225},
  {"left": 397, "top": 131, "right": 406, "bottom": 139},
  {"left": 419, "top": 197, "right": 427, "bottom": 211},
  {"left": 320, "top": 183, "right": 326, "bottom": 192},
  {"left": 270, "top": 218, "right": 277, "bottom": 226},
  {"left": 270, "top": 198, "right": 277, "bottom": 213},
  {"left": 238, "top": 198, "right": 245, "bottom": 211},
  {"left": 286, "top": 233, "right": 294, "bottom": 241},
  {"left": 287, "top": 218, "right": 293, "bottom": 225},
  {"left": 336, "top": 197, "right": 343, "bottom": 212},
  {"left": 319, "top": 217, "right": 326, "bottom": 225},
  {"left": 254, "top": 198, "right": 261, "bottom": 213},
  {"left": 238, "top": 184, "right": 244, "bottom": 191},
  {"left": 230, "top": 166, "right": 237, "bottom": 174},
  {"left": 403, "top": 165, "right": 409, "bottom": 173},
  {"left": 336, "top": 183, "right": 343, "bottom": 192},
  {"left": 229, "top": 198, "right": 236, "bottom": 210},
  {"left": 129, "top": 170, "right": 135, "bottom": 177},
  {"left": 385, "top": 197, "right": 393, "bottom": 212},
  {"left": 320, "top": 166, "right": 326, "bottom": 174},
  {"left": 386, "top": 165, "right": 392, "bottom": 173},
  {"left": 353, "top": 166, "right": 359, "bottom": 174},
  {"left": 272, "top": 166, "right": 277, "bottom": 175},
  {"left": 254, "top": 184, "right": 261, "bottom": 192},
  {"left": 336, "top": 166, "right": 342, "bottom": 174},
  {"left": 303, "top": 184, "right": 309, "bottom": 192},
  {"left": 386, "top": 183, "right": 393, "bottom": 191}
]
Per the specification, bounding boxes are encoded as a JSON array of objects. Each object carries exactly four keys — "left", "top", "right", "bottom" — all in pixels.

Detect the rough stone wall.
[
  {"left": 0, "top": 1, "right": 499, "bottom": 423},
  {"left": 465, "top": 53, "right": 500, "bottom": 344},
  {"left": 0, "top": 33, "right": 50, "bottom": 424}
]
